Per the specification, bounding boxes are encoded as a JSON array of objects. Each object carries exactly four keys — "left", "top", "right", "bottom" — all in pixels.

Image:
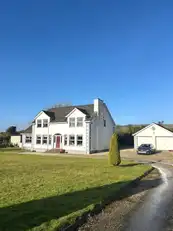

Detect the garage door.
[
  {"left": 156, "top": 137, "right": 173, "bottom": 150},
  {"left": 137, "top": 136, "right": 153, "bottom": 147}
]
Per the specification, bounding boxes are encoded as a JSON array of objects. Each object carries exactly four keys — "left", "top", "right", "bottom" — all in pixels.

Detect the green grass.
[
  {"left": 0, "top": 147, "right": 23, "bottom": 152},
  {"left": 0, "top": 153, "right": 151, "bottom": 231}
]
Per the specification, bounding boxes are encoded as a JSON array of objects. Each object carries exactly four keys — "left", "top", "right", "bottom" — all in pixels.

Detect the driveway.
[
  {"left": 79, "top": 163, "right": 173, "bottom": 231},
  {"left": 120, "top": 149, "right": 173, "bottom": 164}
]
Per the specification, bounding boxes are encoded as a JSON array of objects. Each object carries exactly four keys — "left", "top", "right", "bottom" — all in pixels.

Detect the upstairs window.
[
  {"left": 37, "top": 120, "right": 42, "bottom": 128},
  {"left": 42, "top": 135, "right": 48, "bottom": 144},
  {"left": 36, "top": 135, "right": 41, "bottom": 144},
  {"left": 69, "top": 135, "right": 75, "bottom": 145},
  {"left": 77, "top": 117, "right": 83, "bottom": 127},
  {"left": 104, "top": 120, "right": 106, "bottom": 127},
  {"left": 25, "top": 135, "right": 32, "bottom": 143},
  {"left": 43, "top": 119, "right": 48, "bottom": 128},
  {"left": 64, "top": 135, "right": 67, "bottom": 145},
  {"left": 77, "top": 135, "right": 83, "bottom": 146},
  {"left": 69, "top": 118, "right": 75, "bottom": 127}
]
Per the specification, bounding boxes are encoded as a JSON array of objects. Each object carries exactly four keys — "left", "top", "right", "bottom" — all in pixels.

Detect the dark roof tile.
[
  {"left": 22, "top": 125, "right": 32, "bottom": 134},
  {"left": 23, "top": 104, "right": 94, "bottom": 133},
  {"left": 45, "top": 104, "right": 94, "bottom": 122}
]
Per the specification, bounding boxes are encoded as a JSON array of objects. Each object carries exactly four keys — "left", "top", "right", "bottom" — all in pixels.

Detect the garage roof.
[{"left": 133, "top": 123, "right": 173, "bottom": 136}]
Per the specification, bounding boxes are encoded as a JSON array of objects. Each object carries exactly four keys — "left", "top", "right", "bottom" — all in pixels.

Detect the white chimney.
[{"left": 94, "top": 98, "right": 103, "bottom": 116}]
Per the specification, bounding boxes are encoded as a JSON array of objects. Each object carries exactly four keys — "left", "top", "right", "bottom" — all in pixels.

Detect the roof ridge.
[{"left": 48, "top": 103, "right": 93, "bottom": 110}]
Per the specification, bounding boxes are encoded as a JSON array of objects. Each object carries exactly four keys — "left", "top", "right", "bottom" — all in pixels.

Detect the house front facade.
[{"left": 21, "top": 98, "right": 115, "bottom": 154}]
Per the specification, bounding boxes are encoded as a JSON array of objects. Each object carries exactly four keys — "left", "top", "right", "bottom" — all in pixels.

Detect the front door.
[{"left": 56, "top": 136, "right": 61, "bottom": 148}]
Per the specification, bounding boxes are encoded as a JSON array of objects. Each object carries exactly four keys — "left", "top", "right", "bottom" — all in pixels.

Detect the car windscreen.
[{"left": 140, "top": 144, "right": 150, "bottom": 148}]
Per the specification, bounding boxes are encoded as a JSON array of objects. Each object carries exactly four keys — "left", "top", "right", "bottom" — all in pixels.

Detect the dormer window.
[
  {"left": 77, "top": 117, "right": 83, "bottom": 127},
  {"left": 43, "top": 119, "right": 48, "bottom": 128},
  {"left": 69, "top": 117, "right": 75, "bottom": 127},
  {"left": 37, "top": 120, "right": 42, "bottom": 128}
]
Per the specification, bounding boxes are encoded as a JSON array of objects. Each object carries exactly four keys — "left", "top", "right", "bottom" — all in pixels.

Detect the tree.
[
  {"left": 6, "top": 126, "right": 16, "bottom": 135},
  {"left": 108, "top": 133, "right": 121, "bottom": 166}
]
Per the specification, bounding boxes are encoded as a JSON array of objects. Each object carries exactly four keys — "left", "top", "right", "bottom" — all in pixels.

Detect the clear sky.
[{"left": 0, "top": 0, "right": 173, "bottom": 131}]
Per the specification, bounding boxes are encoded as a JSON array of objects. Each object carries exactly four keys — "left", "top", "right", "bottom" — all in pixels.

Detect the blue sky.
[{"left": 0, "top": 0, "right": 173, "bottom": 130}]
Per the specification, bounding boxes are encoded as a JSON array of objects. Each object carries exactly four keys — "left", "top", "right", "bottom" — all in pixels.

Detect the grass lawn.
[
  {"left": 0, "top": 147, "right": 23, "bottom": 152},
  {"left": 0, "top": 153, "right": 151, "bottom": 231}
]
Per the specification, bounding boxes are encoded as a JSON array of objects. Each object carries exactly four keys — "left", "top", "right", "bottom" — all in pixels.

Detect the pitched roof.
[
  {"left": 21, "top": 125, "right": 32, "bottom": 134},
  {"left": 22, "top": 104, "right": 94, "bottom": 133},
  {"left": 156, "top": 123, "right": 173, "bottom": 133},
  {"left": 133, "top": 122, "right": 173, "bottom": 136},
  {"left": 43, "top": 104, "right": 94, "bottom": 122}
]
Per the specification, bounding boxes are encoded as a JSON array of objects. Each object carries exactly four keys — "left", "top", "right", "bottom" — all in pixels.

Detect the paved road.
[{"left": 79, "top": 163, "right": 173, "bottom": 231}]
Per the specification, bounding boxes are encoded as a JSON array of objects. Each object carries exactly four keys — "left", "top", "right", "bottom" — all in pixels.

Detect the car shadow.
[{"left": 0, "top": 177, "right": 162, "bottom": 231}]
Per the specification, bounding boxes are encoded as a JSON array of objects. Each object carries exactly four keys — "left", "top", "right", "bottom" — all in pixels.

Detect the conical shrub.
[{"left": 108, "top": 133, "right": 121, "bottom": 166}]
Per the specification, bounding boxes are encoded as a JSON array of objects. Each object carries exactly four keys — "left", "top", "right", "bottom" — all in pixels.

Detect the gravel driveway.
[{"left": 120, "top": 149, "right": 173, "bottom": 164}]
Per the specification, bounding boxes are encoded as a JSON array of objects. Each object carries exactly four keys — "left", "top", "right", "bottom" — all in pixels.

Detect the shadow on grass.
[{"left": 0, "top": 178, "right": 161, "bottom": 231}]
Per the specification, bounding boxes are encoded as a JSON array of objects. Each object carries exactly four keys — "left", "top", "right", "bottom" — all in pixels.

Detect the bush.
[
  {"left": 108, "top": 133, "right": 121, "bottom": 166},
  {"left": 0, "top": 144, "right": 7, "bottom": 148}
]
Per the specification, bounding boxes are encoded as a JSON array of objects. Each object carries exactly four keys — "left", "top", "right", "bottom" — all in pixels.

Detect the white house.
[
  {"left": 133, "top": 123, "right": 173, "bottom": 151},
  {"left": 21, "top": 98, "right": 115, "bottom": 154}
]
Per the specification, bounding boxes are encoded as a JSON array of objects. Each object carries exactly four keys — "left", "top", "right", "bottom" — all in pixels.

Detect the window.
[
  {"left": 36, "top": 135, "right": 41, "bottom": 144},
  {"left": 37, "top": 120, "right": 42, "bottom": 128},
  {"left": 104, "top": 120, "right": 106, "bottom": 127},
  {"left": 77, "top": 117, "right": 83, "bottom": 127},
  {"left": 43, "top": 119, "right": 48, "bottom": 128},
  {"left": 25, "top": 135, "right": 32, "bottom": 143},
  {"left": 64, "top": 135, "right": 67, "bottom": 145},
  {"left": 77, "top": 135, "right": 83, "bottom": 146},
  {"left": 42, "top": 135, "right": 48, "bottom": 144},
  {"left": 69, "top": 117, "right": 75, "bottom": 127},
  {"left": 69, "top": 135, "right": 75, "bottom": 145},
  {"left": 49, "top": 135, "right": 52, "bottom": 145}
]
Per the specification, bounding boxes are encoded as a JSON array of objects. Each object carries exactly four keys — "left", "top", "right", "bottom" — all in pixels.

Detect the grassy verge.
[
  {"left": 0, "top": 147, "right": 23, "bottom": 152},
  {"left": 0, "top": 153, "right": 151, "bottom": 231}
]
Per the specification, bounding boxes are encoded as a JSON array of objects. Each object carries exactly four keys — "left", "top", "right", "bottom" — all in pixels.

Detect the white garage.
[{"left": 133, "top": 123, "right": 173, "bottom": 151}]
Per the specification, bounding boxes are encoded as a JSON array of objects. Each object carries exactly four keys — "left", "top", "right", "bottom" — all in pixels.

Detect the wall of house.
[
  {"left": 10, "top": 135, "right": 21, "bottom": 146},
  {"left": 50, "top": 109, "right": 87, "bottom": 153},
  {"left": 22, "top": 99, "right": 115, "bottom": 154},
  {"left": 28, "top": 109, "right": 88, "bottom": 153},
  {"left": 90, "top": 100, "right": 115, "bottom": 152},
  {"left": 33, "top": 112, "right": 51, "bottom": 151},
  {"left": 21, "top": 133, "right": 32, "bottom": 150}
]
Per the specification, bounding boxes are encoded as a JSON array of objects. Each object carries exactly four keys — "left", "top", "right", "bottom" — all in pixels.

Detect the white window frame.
[
  {"left": 77, "top": 117, "right": 83, "bottom": 127},
  {"left": 25, "top": 135, "right": 32, "bottom": 143},
  {"left": 36, "top": 135, "right": 41, "bottom": 144},
  {"left": 77, "top": 135, "right": 83, "bottom": 146},
  {"left": 42, "top": 135, "right": 48, "bottom": 145},
  {"left": 69, "top": 135, "right": 75, "bottom": 146},
  {"left": 43, "top": 119, "right": 48, "bottom": 128},
  {"left": 69, "top": 117, "right": 75, "bottom": 127},
  {"left": 37, "top": 120, "right": 42, "bottom": 128},
  {"left": 64, "top": 135, "right": 67, "bottom": 146}
]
